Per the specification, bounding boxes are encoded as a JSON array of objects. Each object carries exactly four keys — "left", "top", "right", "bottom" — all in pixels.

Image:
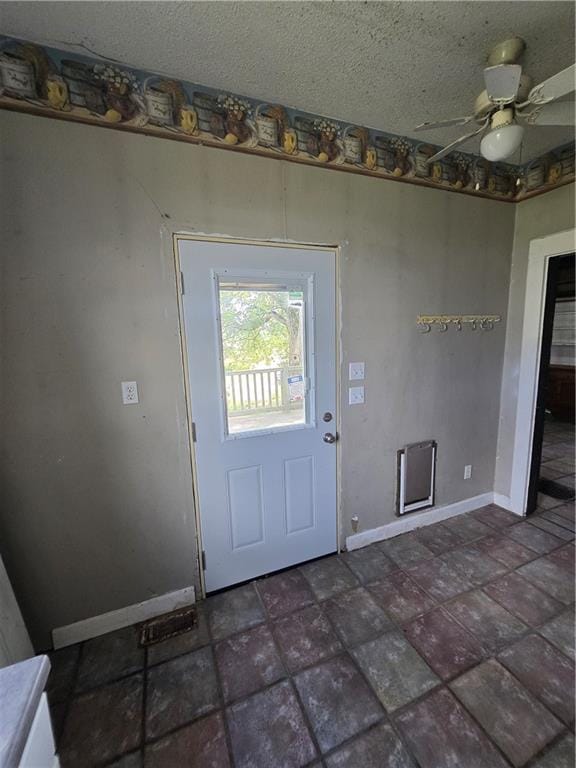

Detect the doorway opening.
[
  {"left": 175, "top": 236, "right": 339, "bottom": 595},
  {"left": 526, "top": 252, "right": 575, "bottom": 515}
]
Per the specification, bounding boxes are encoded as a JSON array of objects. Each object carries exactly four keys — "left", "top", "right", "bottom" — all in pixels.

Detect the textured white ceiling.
[{"left": 1, "top": 1, "right": 574, "bottom": 161}]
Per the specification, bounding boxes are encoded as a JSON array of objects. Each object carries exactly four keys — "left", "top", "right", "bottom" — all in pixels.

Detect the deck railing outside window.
[{"left": 225, "top": 367, "right": 303, "bottom": 414}]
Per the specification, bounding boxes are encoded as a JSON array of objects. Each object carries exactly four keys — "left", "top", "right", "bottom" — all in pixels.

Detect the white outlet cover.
[
  {"left": 349, "top": 362, "right": 365, "bottom": 380},
  {"left": 348, "top": 385, "right": 365, "bottom": 405},
  {"left": 122, "top": 381, "right": 139, "bottom": 405},
  {"left": 464, "top": 464, "right": 472, "bottom": 480}
]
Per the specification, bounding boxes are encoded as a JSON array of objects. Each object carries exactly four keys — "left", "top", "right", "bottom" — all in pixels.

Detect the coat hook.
[{"left": 416, "top": 314, "right": 500, "bottom": 333}]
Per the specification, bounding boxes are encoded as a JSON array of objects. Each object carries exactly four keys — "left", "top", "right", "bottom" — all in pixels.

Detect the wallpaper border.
[{"left": 0, "top": 35, "right": 573, "bottom": 202}]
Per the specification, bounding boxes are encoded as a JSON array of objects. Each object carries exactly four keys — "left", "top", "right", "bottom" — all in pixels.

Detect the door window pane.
[{"left": 218, "top": 281, "right": 307, "bottom": 435}]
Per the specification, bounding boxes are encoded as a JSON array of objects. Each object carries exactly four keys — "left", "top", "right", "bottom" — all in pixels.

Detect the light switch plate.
[
  {"left": 349, "top": 362, "right": 365, "bottom": 380},
  {"left": 348, "top": 386, "right": 365, "bottom": 405},
  {"left": 122, "top": 381, "right": 139, "bottom": 405}
]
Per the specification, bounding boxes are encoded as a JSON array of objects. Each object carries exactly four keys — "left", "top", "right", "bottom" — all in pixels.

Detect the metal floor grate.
[{"left": 139, "top": 606, "right": 197, "bottom": 646}]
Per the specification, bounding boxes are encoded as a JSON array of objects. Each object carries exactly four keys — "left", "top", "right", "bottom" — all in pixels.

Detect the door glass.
[{"left": 218, "top": 280, "right": 307, "bottom": 435}]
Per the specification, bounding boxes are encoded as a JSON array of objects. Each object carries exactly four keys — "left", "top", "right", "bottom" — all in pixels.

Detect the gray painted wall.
[
  {"left": 0, "top": 553, "right": 33, "bottom": 667},
  {"left": 495, "top": 184, "right": 575, "bottom": 498},
  {"left": 1, "top": 111, "right": 514, "bottom": 647}
]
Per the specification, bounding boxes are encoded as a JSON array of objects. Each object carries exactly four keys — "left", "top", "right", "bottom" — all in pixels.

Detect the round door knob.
[{"left": 323, "top": 432, "right": 336, "bottom": 444}]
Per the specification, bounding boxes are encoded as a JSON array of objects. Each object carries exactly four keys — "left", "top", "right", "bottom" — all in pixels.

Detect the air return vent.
[
  {"left": 139, "top": 606, "right": 197, "bottom": 646},
  {"left": 397, "top": 441, "right": 437, "bottom": 516}
]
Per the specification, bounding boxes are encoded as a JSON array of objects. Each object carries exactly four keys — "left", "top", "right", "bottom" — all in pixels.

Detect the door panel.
[
  {"left": 284, "top": 456, "right": 315, "bottom": 534},
  {"left": 228, "top": 465, "right": 264, "bottom": 549},
  {"left": 178, "top": 239, "right": 337, "bottom": 592}
]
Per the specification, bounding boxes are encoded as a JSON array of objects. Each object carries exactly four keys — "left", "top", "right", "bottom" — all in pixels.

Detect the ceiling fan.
[{"left": 415, "top": 37, "right": 575, "bottom": 164}]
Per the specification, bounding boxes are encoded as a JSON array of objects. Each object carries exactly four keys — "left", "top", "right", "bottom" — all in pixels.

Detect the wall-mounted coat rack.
[{"left": 417, "top": 315, "right": 501, "bottom": 333}]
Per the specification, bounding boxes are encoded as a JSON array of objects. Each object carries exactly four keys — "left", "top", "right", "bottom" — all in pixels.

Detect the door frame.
[
  {"left": 510, "top": 228, "right": 575, "bottom": 516},
  {"left": 525, "top": 253, "right": 568, "bottom": 515},
  {"left": 172, "top": 233, "right": 342, "bottom": 597}
]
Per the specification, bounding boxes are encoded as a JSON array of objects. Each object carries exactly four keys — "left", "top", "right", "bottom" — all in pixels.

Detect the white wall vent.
[{"left": 397, "top": 441, "right": 437, "bottom": 516}]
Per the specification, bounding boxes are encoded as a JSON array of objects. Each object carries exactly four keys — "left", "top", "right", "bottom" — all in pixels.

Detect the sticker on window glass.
[
  {"left": 288, "top": 291, "right": 304, "bottom": 308},
  {"left": 288, "top": 374, "right": 305, "bottom": 402}
]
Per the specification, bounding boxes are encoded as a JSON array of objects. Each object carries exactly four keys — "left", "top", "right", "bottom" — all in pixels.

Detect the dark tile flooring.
[
  {"left": 539, "top": 418, "right": 575, "bottom": 505},
  {"left": 47, "top": 502, "right": 575, "bottom": 768}
]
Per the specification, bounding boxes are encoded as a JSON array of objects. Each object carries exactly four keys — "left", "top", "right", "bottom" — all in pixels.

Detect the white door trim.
[
  {"left": 509, "top": 228, "right": 575, "bottom": 516},
  {"left": 172, "top": 233, "right": 341, "bottom": 597}
]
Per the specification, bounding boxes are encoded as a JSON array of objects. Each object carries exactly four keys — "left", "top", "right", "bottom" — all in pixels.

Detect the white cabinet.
[{"left": 19, "top": 693, "right": 59, "bottom": 768}]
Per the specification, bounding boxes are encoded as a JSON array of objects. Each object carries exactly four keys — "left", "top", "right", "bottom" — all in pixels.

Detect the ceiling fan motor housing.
[
  {"left": 491, "top": 108, "right": 515, "bottom": 129},
  {"left": 487, "top": 37, "right": 526, "bottom": 66}
]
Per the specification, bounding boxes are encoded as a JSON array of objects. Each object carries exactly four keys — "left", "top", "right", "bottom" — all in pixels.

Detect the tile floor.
[
  {"left": 539, "top": 417, "right": 575, "bottom": 503},
  {"left": 46, "top": 500, "right": 575, "bottom": 768}
]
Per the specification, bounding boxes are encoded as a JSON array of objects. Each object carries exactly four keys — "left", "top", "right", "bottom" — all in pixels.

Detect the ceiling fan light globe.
[{"left": 480, "top": 123, "right": 524, "bottom": 161}]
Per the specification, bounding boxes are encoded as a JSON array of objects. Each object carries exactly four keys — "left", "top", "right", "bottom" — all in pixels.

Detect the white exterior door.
[{"left": 178, "top": 239, "right": 337, "bottom": 592}]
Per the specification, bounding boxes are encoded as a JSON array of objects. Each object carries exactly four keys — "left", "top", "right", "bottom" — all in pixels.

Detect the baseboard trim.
[
  {"left": 52, "top": 586, "right": 196, "bottom": 649},
  {"left": 346, "top": 492, "right": 497, "bottom": 551},
  {"left": 492, "top": 493, "right": 522, "bottom": 515}
]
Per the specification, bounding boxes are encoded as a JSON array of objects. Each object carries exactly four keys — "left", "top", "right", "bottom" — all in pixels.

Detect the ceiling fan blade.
[
  {"left": 484, "top": 64, "right": 522, "bottom": 102},
  {"left": 520, "top": 101, "right": 575, "bottom": 126},
  {"left": 529, "top": 64, "right": 576, "bottom": 104},
  {"left": 426, "top": 120, "right": 489, "bottom": 164},
  {"left": 414, "top": 116, "right": 474, "bottom": 132}
]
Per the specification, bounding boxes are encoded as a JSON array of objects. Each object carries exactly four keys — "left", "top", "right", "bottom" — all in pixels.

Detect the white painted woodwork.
[
  {"left": 510, "top": 228, "right": 575, "bottom": 515},
  {"left": 179, "top": 239, "right": 337, "bottom": 592},
  {"left": 52, "top": 585, "right": 196, "bottom": 648}
]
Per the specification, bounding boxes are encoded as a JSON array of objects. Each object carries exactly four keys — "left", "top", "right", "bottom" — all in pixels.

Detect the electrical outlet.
[
  {"left": 464, "top": 464, "right": 472, "bottom": 480},
  {"left": 121, "top": 381, "right": 139, "bottom": 405},
  {"left": 348, "top": 386, "right": 365, "bottom": 405},
  {"left": 349, "top": 362, "right": 365, "bottom": 380}
]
